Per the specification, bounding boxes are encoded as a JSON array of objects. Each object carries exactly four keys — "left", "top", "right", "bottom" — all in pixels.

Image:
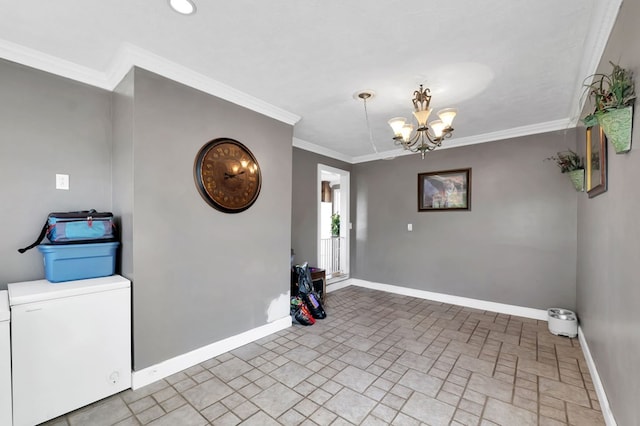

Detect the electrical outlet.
[
  {"left": 56, "top": 174, "right": 69, "bottom": 190},
  {"left": 407, "top": 223, "right": 413, "bottom": 231}
]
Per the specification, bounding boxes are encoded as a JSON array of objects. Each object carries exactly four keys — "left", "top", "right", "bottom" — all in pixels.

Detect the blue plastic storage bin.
[{"left": 37, "top": 242, "right": 119, "bottom": 283}]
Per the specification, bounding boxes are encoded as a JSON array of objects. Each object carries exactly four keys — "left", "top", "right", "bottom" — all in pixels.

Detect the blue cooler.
[{"left": 37, "top": 242, "right": 119, "bottom": 283}]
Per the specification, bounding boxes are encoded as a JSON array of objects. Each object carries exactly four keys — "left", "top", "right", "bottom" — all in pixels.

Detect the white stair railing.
[{"left": 320, "top": 237, "right": 344, "bottom": 276}]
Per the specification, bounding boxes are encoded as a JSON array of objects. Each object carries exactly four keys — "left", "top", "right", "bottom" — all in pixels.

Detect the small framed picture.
[
  {"left": 418, "top": 168, "right": 471, "bottom": 211},
  {"left": 586, "top": 125, "right": 607, "bottom": 198}
]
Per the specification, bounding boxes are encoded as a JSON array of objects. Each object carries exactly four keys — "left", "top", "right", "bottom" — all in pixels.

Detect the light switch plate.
[{"left": 56, "top": 174, "right": 69, "bottom": 190}]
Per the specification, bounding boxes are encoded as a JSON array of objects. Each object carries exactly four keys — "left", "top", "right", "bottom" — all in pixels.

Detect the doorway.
[{"left": 317, "top": 164, "right": 350, "bottom": 281}]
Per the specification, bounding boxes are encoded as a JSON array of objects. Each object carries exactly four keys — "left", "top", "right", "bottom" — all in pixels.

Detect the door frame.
[{"left": 317, "top": 164, "right": 350, "bottom": 279}]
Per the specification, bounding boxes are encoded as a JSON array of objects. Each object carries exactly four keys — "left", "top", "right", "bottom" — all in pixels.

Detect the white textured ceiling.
[{"left": 0, "top": 0, "right": 621, "bottom": 162}]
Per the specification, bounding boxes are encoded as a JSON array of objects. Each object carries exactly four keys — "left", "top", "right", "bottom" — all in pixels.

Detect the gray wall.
[
  {"left": 0, "top": 60, "right": 294, "bottom": 371},
  {"left": 120, "top": 69, "right": 294, "bottom": 369},
  {"left": 352, "top": 131, "right": 579, "bottom": 310},
  {"left": 576, "top": 2, "right": 640, "bottom": 424},
  {"left": 112, "top": 70, "right": 135, "bottom": 279},
  {"left": 291, "top": 148, "right": 352, "bottom": 268},
  {"left": 0, "top": 59, "right": 113, "bottom": 288}
]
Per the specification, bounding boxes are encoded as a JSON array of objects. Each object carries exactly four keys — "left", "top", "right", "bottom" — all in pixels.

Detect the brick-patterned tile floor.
[{"left": 44, "top": 286, "right": 604, "bottom": 425}]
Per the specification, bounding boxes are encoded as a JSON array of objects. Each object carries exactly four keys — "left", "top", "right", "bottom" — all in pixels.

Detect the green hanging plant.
[
  {"left": 582, "top": 61, "right": 636, "bottom": 123},
  {"left": 545, "top": 149, "right": 584, "bottom": 173},
  {"left": 582, "top": 62, "right": 636, "bottom": 153},
  {"left": 331, "top": 213, "right": 340, "bottom": 237},
  {"left": 545, "top": 150, "right": 585, "bottom": 192}
]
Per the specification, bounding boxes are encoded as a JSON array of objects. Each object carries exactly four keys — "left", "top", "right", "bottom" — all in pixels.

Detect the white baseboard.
[
  {"left": 578, "top": 327, "right": 617, "bottom": 426},
  {"left": 131, "top": 316, "right": 292, "bottom": 390},
  {"left": 347, "top": 278, "right": 548, "bottom": 321},
  {"left": 326, "top": 277, "right": 355, "bottom": 293}
]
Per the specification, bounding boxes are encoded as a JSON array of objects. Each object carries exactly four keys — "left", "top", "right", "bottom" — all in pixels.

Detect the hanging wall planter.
[
  {"left": 597, "top": 106, "right": 633, "bottom": 154},
  {"left": 582, "top": 62, "right": 635, "bottom": 154},
  {"left": 567, "top": 169, "right": 585, "bottom": 192},
  {"left": 545, "top": 150, "right": 585, "bottom": 192}
]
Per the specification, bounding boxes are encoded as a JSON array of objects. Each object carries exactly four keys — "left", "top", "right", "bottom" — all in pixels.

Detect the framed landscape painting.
[{"left": 418, "top": 168, "right": 471, "bottom": 211}]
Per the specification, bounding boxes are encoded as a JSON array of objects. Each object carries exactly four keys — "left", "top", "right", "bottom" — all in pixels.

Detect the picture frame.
[
  {"left": 418, "top": 168, "right": 471, "bottom": 211},
  {"left": 586, "top": 125, "right": 607, "bottom": 198}
]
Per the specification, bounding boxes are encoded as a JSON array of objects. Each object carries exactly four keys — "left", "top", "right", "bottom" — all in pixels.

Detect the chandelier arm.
[
  {"left": 424, "top": 127, "right": 454, "bottom": 144},
  {"left": 396, "top": 133, "right": 440, "bottom": 154},
  {"left": 397, "top": 125, "right": 455, "bottom": 147},
  {"left": 420, "top": 133, "right": 442, "bottom": 151},
  {"left": 393, "top": 132, "right": 418, "bottom": 149}
]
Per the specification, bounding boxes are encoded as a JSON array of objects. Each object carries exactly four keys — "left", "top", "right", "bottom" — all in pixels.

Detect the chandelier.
[{"left": 388, "top": 85, "right": 457, "bottom": 159}]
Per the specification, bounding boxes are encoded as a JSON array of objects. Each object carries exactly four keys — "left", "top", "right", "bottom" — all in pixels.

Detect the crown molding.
[
  {"left": 0, "top": 39, "right": 300, "bottom": 126},
  {"left": 443, "top": 118, "right": 572, "bottom": 149},
  {"left": 350, "top": 118, "right": 573, "bottom": 164},
  {"left": 0, "top": 39, "right": 111, "bottom": 89},
  {"left": 292, "top": 137, "right": 354, "bottom": 163},
  {"left": 351, "top": 148, "right": 409, "bottom": 164},
  {"left": 568, "top": 0, "right": 623, "bottom": 126},
  {"left": 106, "top": 44, "right": 301, "bottom": 125}
]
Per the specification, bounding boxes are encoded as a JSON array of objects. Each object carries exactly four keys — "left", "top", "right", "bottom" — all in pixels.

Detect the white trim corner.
[{"left": 326, "top": 277, "right": 354, "bottom": 293}]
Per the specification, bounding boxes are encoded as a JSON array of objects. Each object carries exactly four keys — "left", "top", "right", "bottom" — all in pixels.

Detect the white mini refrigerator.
[
  {"left": 9, "top": 275, "right": 131, "bottom": 426},
  {"left": 0, "top": 291, "right": 11, "bottom": 426}
]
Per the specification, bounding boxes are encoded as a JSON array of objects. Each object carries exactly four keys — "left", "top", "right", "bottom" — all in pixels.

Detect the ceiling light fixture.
[
  {"left": 169, "top": 0, "right": 196, "bottom": 15},
  {"left": 388, "top": 85, "right": 457, "bottom": 159}
]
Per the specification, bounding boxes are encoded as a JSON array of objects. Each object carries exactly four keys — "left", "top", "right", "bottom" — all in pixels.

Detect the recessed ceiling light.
[{"left": 169, "top": 0, "right": 196, "bottom": 15}]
